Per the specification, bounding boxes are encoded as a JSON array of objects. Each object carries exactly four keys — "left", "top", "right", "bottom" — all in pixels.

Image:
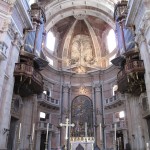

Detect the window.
[
  {"left": 46, "top": 31, "right": 55, "bottom": 52},
  {"left": 107, "top": 29, "right": 116, "bottom": 53},
  {"left": 40, "top": 112, "right": 46, "bottom": 121},
  {"left": 112, "top": 84, "right": 118, "bottom": 95},
  {"left": 46, "top": 56, "right": 53, "bottom": 66},
  {"left": 119, "top": 111, "right": 125, "bottom": 119},
  {"left": 28, "top": 0, "right": 35, "bottom": 6},
  {"left": 109, "top": 54, "right": 116, "bottom": 65},
  {"left": 43, "top": 90, "right": 47, "bottom": 95}
]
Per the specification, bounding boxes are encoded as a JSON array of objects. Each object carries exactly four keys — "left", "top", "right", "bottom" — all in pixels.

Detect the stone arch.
[{"left": 45, "top": 0, "right": 115, "bottom": 31}]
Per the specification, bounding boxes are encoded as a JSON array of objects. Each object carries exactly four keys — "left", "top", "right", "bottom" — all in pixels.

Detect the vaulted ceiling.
[{"left": 40, "top": 0, "right": 124, "bottom": 72}]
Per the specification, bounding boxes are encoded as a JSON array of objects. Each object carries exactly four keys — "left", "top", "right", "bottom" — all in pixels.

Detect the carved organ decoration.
[
  {"left": 71, "top": 96, "right": 94, "bottom": 137},
  {"left": 13, "top": 3, "right": 48, "bottom": 97},
  {"left": 112, "top": 1, "right": 146, "bottom": 95},
  {"left": 71, "top": 35, "right": 95, "bottom": 66}
]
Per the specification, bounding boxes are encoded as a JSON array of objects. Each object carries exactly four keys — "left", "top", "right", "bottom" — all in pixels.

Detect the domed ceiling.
[{"left": 40, "top": 0, "right": 123, "bottom": 73}]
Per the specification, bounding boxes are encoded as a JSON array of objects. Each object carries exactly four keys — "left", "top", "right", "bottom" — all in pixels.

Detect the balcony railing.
[
  {"left": 117, "top": 59, "right": 145, "bottom": 94},
  {"left": 125, "top": 60, "right": 145, "bottom": 73},
  {"left": 106, "top": 121, "right": 127, "bottom": 131},
  {"left": 0, "top": 41, "right": 7, "bottom": 60},
  {"left": 37, "top": 122, "right": 54, "bottom": 131},
  {"left": 37, "top": 93, "right": 60, "bottom": 109},
  {"left": 112, "top": 121, "right": 127, "bottom": 130},
  {"left": 14, "top": 63, "right": 43, "bottom": 84},
  {"left": 105, "top": 93, "right": 126, "bottom": 108}
]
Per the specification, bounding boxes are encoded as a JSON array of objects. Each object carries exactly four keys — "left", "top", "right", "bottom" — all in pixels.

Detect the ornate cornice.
[{"left": 2, "top": 0, "right": 17, "bottom": 5}]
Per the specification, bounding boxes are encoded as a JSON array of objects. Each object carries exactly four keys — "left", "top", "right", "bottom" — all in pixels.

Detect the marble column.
[
  {"left": 0, "top": 35, "right": 19, "bottom": 149},
  {"left": 136, "top": 29, "right": 150, "bottom": 107},
  {"left": 0, "top": 0, "right": 16, "bottom": 101},
  {"left": 61, "top": 84, "right": 70, "bottom": 146},
  {"left": 20, "top": 95, "right": 37, "bottom": 150},
  {"left": 48, "top": 132, "right": 52, "bottom": 150},
  {"left": 94, "top": 83, "right": 104, "bottom": 149},
  {"left": 35, "top": 131, "right": 41, "bottom": 150}
]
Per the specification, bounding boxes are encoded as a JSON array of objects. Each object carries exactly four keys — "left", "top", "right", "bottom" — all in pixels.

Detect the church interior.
[{"left": 0, "top": 0, "right": 150, "bottom": 149}]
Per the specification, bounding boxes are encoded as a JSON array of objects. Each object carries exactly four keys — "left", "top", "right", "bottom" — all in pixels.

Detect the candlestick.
[
  {"left": 85, "top": 122, "right": 87, "bottom": 137},
  {"left": 114, "top": 123, "right": 116, "bottom": 141},
  {"left": 146, "top": 143, "right": 150, "bottom": 150},
  {"left": 46, "top": 123, "right": 49, "bottom": 142},
  {"left": 100, "top": 123, "right": 102, "bottom": 141},
  {"left": 32, "top": 123, "right": 35, "bottom": 141},
  {"left": 18, "top": 123, "right": 21, "bottom": 140},
  {"left": 117, "top": 138, "right": 119, "bottom": 150}
]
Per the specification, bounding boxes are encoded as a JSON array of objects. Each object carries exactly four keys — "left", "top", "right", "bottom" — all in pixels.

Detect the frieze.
[
  {"left": 0, "top": 19, "right": 11, "bottom": 32},
  {"left": 7, "top": 21, "right": 23, "bottom": 49}
]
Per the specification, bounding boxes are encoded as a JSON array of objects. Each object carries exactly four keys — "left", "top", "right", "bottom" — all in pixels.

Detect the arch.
[
  {"left": 71, "top": 95, "right": 93, "bottom": 137},
  {"left": 45, "top": 0, "right": 115, "bottom": 31}
]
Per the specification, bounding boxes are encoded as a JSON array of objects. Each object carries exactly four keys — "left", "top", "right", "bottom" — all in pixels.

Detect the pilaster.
[
  {"left": 61, "top": 84, "right": 70, "bottom": 146},
  {"left": 35, "top": 131, "right": 41, "bottom": 150}
]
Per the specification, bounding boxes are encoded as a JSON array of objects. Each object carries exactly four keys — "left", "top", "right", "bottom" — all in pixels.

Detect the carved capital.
[
  {"left": 93, "top": 83, "right": 102, "bottom": 92},
  {"left": 63, "top": 84, "right": 70, "bottom": 93}
]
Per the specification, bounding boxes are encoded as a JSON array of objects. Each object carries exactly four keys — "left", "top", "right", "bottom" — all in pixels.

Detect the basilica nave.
[{"left": 0, "top": 0, "right": 150, "bottom": 150}]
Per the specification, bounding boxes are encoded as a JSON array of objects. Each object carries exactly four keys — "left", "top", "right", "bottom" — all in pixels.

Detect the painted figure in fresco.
[{"left": 71, "top": 35, "right": 95, "bottom": 66}]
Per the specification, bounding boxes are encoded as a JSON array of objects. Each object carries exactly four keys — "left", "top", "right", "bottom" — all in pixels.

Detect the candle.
[
  {"left": 32, "top": 123, "right": 35, "bottom": 141},
  {"left": 114, "top": 123, "right": 116, "bottom": 141},
  {"left": 18, "top": 123, "right": 21, "bottom": 140},
  {"left": 146, "top": 143, "right": 149, "bottom": 150},
  {"left": 117, "top": 138, "right": 119, "bottom": 150},
  {"left": 100, "top": 123, "right": 102, "bottom": 141},
  {"left": 85, "top": 122, "right": 87, "bottom": 137},
  {"left": 46, "top": 123, "right": 49, "bottom": 142}
]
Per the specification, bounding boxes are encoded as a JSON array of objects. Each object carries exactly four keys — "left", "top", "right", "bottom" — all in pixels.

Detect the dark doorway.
[
  {"left": 116, "top": 131, "right": 124, "bottom": 150},
  {"left": 76, "top": 144, "right": 84, "bottom": 150},
  {"left": 40, "top": 132, "right": 46, "bottom": 150},
  {"left": 7, "top": 117, "right": 18, "bottom": 150}
]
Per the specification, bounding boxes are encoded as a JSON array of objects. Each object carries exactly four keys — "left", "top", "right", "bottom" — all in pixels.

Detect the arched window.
[
  {"left": 107, "top": 29, "right": 116, "bottom": 53},
  {"left": 113, "top": 84, "right": 118, "bottom": 95},
  {"left": 28, "top": 0, "right": 35, "bottom": 6},
  {"left": 46, "top": 56, "right": 53, "bottom": 66},
  {"left": 46, "top": 31, "right": 55, "bottom": 52}
]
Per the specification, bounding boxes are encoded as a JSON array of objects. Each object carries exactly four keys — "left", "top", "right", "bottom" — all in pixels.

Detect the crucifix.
[
  {"left": 60, "top": 118, "right": 75, "bottom": 140},
  {"left": 60, "top": 118, "right": 75, "bottom": 149}
]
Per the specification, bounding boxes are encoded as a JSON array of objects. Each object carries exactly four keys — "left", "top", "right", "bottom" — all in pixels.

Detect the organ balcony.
[
  {"left": 14, "top": 51, "right": 48, "bottom": 97},
  {"left": 37, "top": 93, "right": 60, "bottom": 110},
  {"left": 104, "top": 93, "right": 126, "bottom": 109},
  {"left": 117, "top": 51, "right": 145, "bottom": 95},
  {"left": 14, "top": 63, "right": 43, "bottom": 96}
]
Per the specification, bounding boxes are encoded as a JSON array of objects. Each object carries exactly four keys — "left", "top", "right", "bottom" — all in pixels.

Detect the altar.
[{"left": 70, "top": 137, "right": 95, "bottom": 150}]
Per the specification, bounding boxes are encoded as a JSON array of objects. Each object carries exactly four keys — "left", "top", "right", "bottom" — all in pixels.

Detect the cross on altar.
[{"left": 60, "top": 118, "right": 75, "bottom": 140}]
